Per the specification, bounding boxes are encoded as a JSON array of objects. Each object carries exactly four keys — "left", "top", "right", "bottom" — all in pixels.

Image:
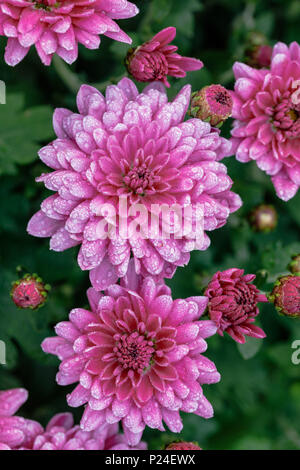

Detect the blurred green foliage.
[{"left": 0, "top": 0, "right": 300, "bottom": 450}]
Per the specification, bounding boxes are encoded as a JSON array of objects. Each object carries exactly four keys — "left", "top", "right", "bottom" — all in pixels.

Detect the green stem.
[{"left": 52, "top": 55, "right": 83, "bottom": 94}]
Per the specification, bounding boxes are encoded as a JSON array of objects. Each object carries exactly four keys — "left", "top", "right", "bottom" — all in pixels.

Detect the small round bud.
[
  {"left": 165, "top": 441, "right": 202, "bottom": 450},
  {"left": 269, "top": 275, "right": 300, "bottom": 318},
  {"left": 245, "top": 45, "right": 272, "bottom": 68},
  {"left": 244, "top": 32, "right": 272, "bottom": 69},
  {"left": 288, "top": 255, "right": 300, "bottom": 274},
  {"left": 190, "top": 84, "right": 233, "bottom": 127},
  {"left": 249, "top": 204, "right": 278, "bottom": 232},
  {"left": 11, "top": 274, "right": 50, "bottom": 310}
]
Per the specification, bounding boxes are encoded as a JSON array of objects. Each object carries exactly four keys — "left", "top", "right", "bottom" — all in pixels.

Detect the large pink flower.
[
  {"left": 27, "top": 78, "right": 242, "bottom": 290},
  {"left": 126, "top": 27, "right": 203, "bottom": 87},
  {"left": 231, "top": 41, "right": 300, "bottom": 201},
  {"left": 205, "top": 268, "right": 267, "bottom": 344},
  {"left": 0, "top": 0, "right": 139, "bottom": 66},
  {"left": 42, "top": 269, "right": 220, "bottom": 446},
  {"left": 0, "top": 388, "right": 43, "bottom": 450}
]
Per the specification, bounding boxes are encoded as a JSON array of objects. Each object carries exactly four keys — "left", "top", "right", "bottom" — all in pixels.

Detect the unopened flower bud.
[
  {"left": 245, "top": 45, "right": 272, "bottom": 68},
  {"left": 245, "top": 32, "right": 272, "bottom": 68},
  {"left": 190, "top": 84, "right": 233, "bottom": 127},
  {"left": 269, "top": 275, "right": 300, "bottom": 318},
  {"left": 11, "top": 274, "right": 50, "bottom": 310},
  {"left": 249, "top": 204, "right": 278, "bottom": 232},
  {"left": 205, "top": 268, "right": 267, "bottom": 344},
  {"left": 125, "top": 27, "right": 203, "bottom": 87}
]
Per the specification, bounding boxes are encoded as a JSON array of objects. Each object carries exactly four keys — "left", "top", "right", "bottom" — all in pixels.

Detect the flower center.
[
  {"left": 287, "top": 109, "right": 299, "bottom": 121},
  {"left": 33, "top": 0, "right": 60, "bottom": 10},
  {"left": 215, "top": 91, "right": 231, "bottom": 106},
  {"left": 123, "top": 161, "right": 158, "bottom": 196},
  {"left": 272, "top": 94, "right": 300, "bottom": 138},
  {"left": 206, "top": 85, "right": 233, "bottom": 115},
  {"left": 234, "top": 283, "right": 256, "bottom": 313},
  {"left": 114, "top": 332, "right": 155, "bottom": 373}
]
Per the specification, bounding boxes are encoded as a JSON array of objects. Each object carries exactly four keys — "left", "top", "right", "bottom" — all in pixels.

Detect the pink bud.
[
  {"left": 11, "top": 274, "right": 50, "bottom": 310},
  {"left": 126, "top": 27, "right": 203, "bottom": 87},
  {"left": 190, "top": 85, "right": 233, "bottom": 127},
  {"left": 205, "top": 268, "right": 267, "bottom": 344},
  {"left": 270, "top": 275, "right": 300, "bottom": 318}
]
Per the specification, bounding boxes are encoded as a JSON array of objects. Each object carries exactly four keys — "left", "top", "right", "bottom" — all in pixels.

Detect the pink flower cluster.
[
  {"left": 0, "top": 0, "right": 139, "bottom": 66},
  {"left": 1, "top": 10, "right": 276, "bottom": 449},
  {"left": 0, "top": 388, "right": 145, "bottom": 450},
  {"left": 231, "top": 41, "right": 300, "bottom": 201},
  {"left": 42, "top": 269, "right": 220, "bottom": 445}
]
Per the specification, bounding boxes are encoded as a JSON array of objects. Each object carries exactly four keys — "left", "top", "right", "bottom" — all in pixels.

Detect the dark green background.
[{"left": 1, "top": 0, "right": 300, "bottom": 450}]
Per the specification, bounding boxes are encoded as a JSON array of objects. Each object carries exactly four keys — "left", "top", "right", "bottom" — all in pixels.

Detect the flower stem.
[{"left": 52, "top": 56, "right": 83, "bottom": 94}]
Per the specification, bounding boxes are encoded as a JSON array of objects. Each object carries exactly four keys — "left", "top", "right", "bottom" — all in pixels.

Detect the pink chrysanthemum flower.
[
  {"left": 0, "top": 0, "right": 139, "bottom": 66},
  {"left": 126, "top": 27, "right": 203, "bottom": 87},
  {"left": 0, "top": 388, "right": 43, "bottom": 450},
  {"left": 205, "top": 268, "right": 267, "bottom": 344},
  {"left": 0, "top": 389, "right": 146, "bottom": 450},
  {"left": 231, "top": 41, "right": 300, "bottom": 201},
  {"left": 42, "top": 269, "right": 220, "bottom": 446},
  {"left": 27, "top": 78, "right": 241, "bottom": 290}
]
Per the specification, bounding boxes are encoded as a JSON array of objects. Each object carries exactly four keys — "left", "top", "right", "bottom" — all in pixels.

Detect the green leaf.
[{"left": 0, "top": 94, "right": 54, "bottom": 175}]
